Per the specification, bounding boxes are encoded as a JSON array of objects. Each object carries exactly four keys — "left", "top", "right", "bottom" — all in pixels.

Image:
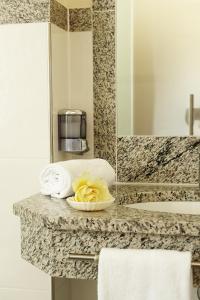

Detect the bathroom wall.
[
  {"left": 0, "top": 1, "right": 70, "bottom": 299},
  {"left": 0, "top": 1, "right": 93, "bottom": 299},
  {"left": 0, "top": 22, "right": 51, "bottom": 300},
  {"left": 51, "top": 2, "right": 93, "bottom": 161},
  {"left": 68, "top": 7, "right": 93, "bottom": 159},
  {"left": 69, "top": 30, "right": 93, "bottom": 158},
  {"left": 51, "top": 23, "right": 70, "bottom": 162},
  {"left": 0, "top": 2, "right": 198, "bottom": 300}
]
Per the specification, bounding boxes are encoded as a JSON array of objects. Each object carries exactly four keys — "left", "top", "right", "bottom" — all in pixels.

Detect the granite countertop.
[{"left": 13, "top": 184, "right": 200, "bottom": 237}]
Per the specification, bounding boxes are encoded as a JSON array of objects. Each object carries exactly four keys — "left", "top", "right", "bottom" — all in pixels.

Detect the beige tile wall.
[{"left": 0, "top": 22, "right": 51, "bottom": 300}]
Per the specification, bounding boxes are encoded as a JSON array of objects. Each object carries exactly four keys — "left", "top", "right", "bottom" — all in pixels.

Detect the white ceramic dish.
[{"left": 66, "top": 197, "right": 115, "bottom": 211}]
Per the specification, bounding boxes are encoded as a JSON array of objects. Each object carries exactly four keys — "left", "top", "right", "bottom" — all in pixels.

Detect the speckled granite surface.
[
  {"left": 116, "top": 184, "right": 200, "bottom": 205},
  {"left": 93, "top": 0, "right": 115, "bottom": 10},
  {"left": 93, "top": 2, "right": 117, "bottom": 169},
  {"left": 69, "top": 8, "right": 92, "bottom": 31},
  {"left": 0, "top": 0, "right": 50, "bottom": 24},
  {"left": 19, "top": 218, "right": 200, "bottom": 285},
  {"left": 0, "top": 0, "right": 68, "bottom": 30},
  {"left": 14, "top": 191, "right": 200, "bottom": 235},
  {"left": 117, "top": 136, "right": 200, "bottom": 184},
  {"left": 14, "top": 188, "right": 200, "bottom": 285},
  {"left": 50, "top": 0, "right": 68, "bottom": 31}
]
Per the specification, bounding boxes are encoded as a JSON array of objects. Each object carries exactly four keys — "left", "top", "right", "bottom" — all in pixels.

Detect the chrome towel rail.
[
  {"left": 193, "top": 262, "right": 200, "bottom": 267},
  {"left": 67, "top": 253, "right": 99, "bottom": 261},
  {"left": 67, "top": 253, "right": 200, "bottom": 267}
]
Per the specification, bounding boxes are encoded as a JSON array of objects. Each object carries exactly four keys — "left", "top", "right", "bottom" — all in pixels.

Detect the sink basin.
[{"left": 125, "top": 201, "right": 200, "bottom": 215}]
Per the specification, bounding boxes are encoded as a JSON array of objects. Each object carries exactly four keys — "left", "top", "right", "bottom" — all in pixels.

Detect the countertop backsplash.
[{"left": 117, "top": 136, "right": 200, "bottom": 184}]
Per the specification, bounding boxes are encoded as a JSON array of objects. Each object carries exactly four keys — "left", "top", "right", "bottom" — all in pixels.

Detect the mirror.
[{"left": 117, "top": 0, "right": 200, "bottom": 136}]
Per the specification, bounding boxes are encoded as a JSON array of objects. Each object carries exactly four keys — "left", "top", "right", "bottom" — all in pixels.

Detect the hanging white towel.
[
  {"left": 39, "top": 159, "right": 115, "bottom": 199},
  {"left": 98, "top": 248, "right": 192, "bottom": 300}
]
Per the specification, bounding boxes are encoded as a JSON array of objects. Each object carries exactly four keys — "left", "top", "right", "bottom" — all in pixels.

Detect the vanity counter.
[
  {"left": 14, "top": 192, "right": 200, "bottom": 236},
  {"left": 13, "top": 187, "right": 200, "bottom": 285}
]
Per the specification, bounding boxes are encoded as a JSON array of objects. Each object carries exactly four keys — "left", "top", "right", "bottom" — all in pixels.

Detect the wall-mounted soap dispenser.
[{"left": 58, "top": 109, "right": 88, "bottom": 153}]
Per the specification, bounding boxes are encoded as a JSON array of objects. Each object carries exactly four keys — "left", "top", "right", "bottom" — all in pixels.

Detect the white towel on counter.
[
  {"left": 39, "top": 159, "right": 115, "bottom": 199},
  {"left": 98, "top": 248, "right": 192, "bottom": 300}
]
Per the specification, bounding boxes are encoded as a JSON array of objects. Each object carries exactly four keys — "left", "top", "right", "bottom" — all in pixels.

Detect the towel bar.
[
  {"left": 67, "top": 253, "right": 200, "bottom": 267},
  {"left": 67, "top": 253, "right": 99, "bottom": 261}
]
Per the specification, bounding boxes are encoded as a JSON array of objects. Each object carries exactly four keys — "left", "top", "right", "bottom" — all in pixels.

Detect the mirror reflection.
[{"left": 117, "top": 0, "right": 200, "bottom": 136}]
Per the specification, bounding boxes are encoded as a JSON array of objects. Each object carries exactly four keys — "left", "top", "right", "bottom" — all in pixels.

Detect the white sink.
[{"left": 125, "top": 201, "right": 200, "bottom": 215}]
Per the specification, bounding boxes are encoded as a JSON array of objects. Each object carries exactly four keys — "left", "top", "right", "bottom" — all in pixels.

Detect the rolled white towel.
[{"left": 39, "top": 159, "right": 116, "bottom": 199}]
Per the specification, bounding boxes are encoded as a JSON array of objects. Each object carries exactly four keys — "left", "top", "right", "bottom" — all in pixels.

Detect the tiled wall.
[{"left": 0, "top": 22, "right": 51, "bottom": 300}]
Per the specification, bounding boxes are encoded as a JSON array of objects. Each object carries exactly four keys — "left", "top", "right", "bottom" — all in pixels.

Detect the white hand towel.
[
  {"left": 98, "top": 248, "right": 192, "bottom": 300},
  {"left": 39, "top": 159, "right": 115, "bottom": 199}
]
